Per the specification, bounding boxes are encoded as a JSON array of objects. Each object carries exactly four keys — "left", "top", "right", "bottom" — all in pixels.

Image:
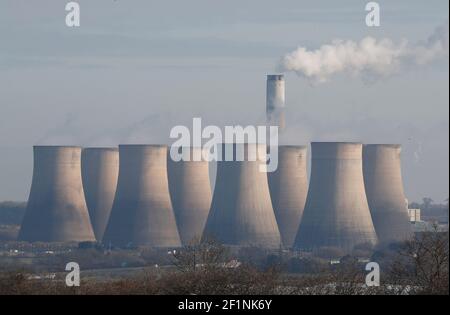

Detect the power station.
[
  {"left": 19, "top": 146, "right": 95, "bottom": 242},
  {"left": 294, "top": 142, "right": 378, "bottom": 252},
  {"left": 102, "top": 145, "right": 181, "bottom": 247},
  {"left": 363, "top": 144, "right": 412, "bottom": 243},
  {"left": 203, "top": 143, "right": 282, "bottom": 248},
  {"left": 268, "top": 145, "right": 308, "bottom": 248},
  {"left": 16, "top": 76, "right": 416, "bottom": 251},
  {"left": 81, "top": 147, "right": 119, "bottom": 241},
  {"left": 168, "top": 147, "right": 212, "bottom": 245}
]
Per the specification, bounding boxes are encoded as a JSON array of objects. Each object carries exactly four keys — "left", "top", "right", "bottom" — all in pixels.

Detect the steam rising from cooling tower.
[
  {"left": 363, "top": 144, "right": 412, "bottom": 243},
  {"left": 294, "top": 142, "right": 378, "bottom": 252},
  {"left": 203, "top": 143, "right": 282, "bottom": 248},
  {"left": 19, "top": 146, "right": 95, "bottom": 242},
  {"left": 168, "top": 147, "right": 212, "bottom": 245},
  {"left": 81, "top": 148, "right": 119, "bottom": 241},
  {"left": 266, "top": 74, "right": 285, "bottom": 130},
  {"left": 268, "top": 145, "right": 308, "bottom": 248},
  {"left": 103, "top": 145, "right": 181, "bottom": 247}
]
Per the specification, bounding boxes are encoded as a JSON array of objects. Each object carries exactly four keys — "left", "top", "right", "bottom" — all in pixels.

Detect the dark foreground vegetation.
[
  {"left": 0, "top": 200, "right": 447, "bottom": 295},
  {"left": 0, "top": 230, "right": 448, "bottom": 295},
  {"left": 0, "top": 202, "right": 25, "bottom": 241}
]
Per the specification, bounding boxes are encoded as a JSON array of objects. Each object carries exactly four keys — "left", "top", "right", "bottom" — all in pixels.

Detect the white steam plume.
[{"left": 279, "top": 21, "right": 449, "bottom": 83}]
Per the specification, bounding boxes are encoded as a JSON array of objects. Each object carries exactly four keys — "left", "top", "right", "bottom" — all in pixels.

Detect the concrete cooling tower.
[
  {"left": 18, "top": 146, "right": 95, "bottom": 242},
  {"left": 268, "top": 145, "right": 308, "bottom": 248},
  {"left": 266, "top": 74, "right": 285, "bottom": 130},
  {"left": 168, "top": 147, "right": 212, "bottom": 245},
  {"left": 102, "top": 145, "right": 181, "bottom": 247},
  {"left": 203, "top": 143, "right": 281, "bottom": 248},
  {"left": 363, "top": 144, "right": 412, "bottom": 243},
  {"left": 81, "top": 148, "right": 119, "bottom": 241},
  {"left": 294, "top": 142, "right": 378, "bottom": 252}
]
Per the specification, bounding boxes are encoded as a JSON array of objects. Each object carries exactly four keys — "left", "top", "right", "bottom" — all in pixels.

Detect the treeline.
[
  {"left": 0, "top": 201, "right": 26, "bottom": 225},
  {"left": 0, "top": 198, "right": 447, "bottom": 226},
  {"left": 410, "top": 198, "right": 449, "bottom": 222}
]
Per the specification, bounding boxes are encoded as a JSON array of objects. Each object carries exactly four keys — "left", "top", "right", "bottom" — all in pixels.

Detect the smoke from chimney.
[{"left": 279, "top": 21, "right": 449, "bottom": 83}]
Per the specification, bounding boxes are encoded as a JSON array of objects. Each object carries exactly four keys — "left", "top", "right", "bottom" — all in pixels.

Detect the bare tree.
[
  {"left": 389, "top": 225, "right": 449, "bottom": 295},
  {"left": 170, "top": 237, "right": 229, "bottom": 272},
  {"left": 422, "top": 197, "right": 434, "bottom": 211}
]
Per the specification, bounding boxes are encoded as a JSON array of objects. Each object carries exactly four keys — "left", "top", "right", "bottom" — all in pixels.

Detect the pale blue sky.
[{"left": 0, "top": 0, "right": 448, "bottom": 202}]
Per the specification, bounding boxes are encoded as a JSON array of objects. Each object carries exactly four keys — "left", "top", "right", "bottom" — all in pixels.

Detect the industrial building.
[
  {"left": 294, "top": 142, "right": 378, "bottom": 252},
  {"left": 15, "top": 75, "right": 420, "bottom": 253},
  {"left": 168, "top": 147, "right": 212, "bottom": 245},
  {"left": 266, "top": 74, "right": 285, "bottom": 130},
  {"left": 363, "top": 144, "right": 412, "bottom": 243},
  {"left": 81, "top": 147, "right": 119, "bottom": 241},
  {"left": 409, "top": 208, "right": 421, "bottom": 223},
  {"left": 18, "top": 146, "right": 95, "bottom": 242},
  {"left": 203, "top": 143, "right": 282, "bottom": 248},
  {"left": 102, "top": 145, "right": 181, "bottom": 247},
  {"left": 268, "top": 145, "right": 308, "bottom": 248}
]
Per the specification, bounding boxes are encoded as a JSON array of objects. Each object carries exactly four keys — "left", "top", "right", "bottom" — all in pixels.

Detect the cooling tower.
[
  {"left": 363, "top": 144, "right": 412, "bottom": 243},
  {"left": 18, "top": 146, "right": 95, "bottom": 242},
  {"left": 268, "top": 145, "right": 308, "bottom": 248},
  {"left": 266, "top": 74, "right": 285, "bottom": 130},
  {"left": 81, "top": 148, "right": 119, "bottom": 241},
  {"left": 102, "top": 145, "right": 181, "bottom": 247},
  {"left": 294, "top": 142, "right": 378, "bottom": 252},
  {"left": 168, "top": 147, "right": 212, "bottom": 245},
  {"left": 203, "top": 143, "right": 281, "bottom": 248}
]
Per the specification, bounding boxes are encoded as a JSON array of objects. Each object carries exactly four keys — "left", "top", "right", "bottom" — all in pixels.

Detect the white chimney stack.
[{"left": 266, "top": 74, "right": 285, "bottom": 129}]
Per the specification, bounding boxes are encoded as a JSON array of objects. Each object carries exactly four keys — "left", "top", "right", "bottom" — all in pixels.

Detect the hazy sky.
[{"left": 0, "top": 0, "right": 448, "bottom": 202}]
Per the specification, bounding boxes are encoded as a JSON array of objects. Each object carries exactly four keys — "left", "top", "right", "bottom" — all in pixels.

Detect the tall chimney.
[
  {"left": 81, "top": 147, "right": 119, "bottom": 241},
  {"left": 363, "top": 144, "right": 412, "bottom": 243},
  {"left": 19, "top": 146, "right": 95, "bottom": 242},
  {"left": 102, "top": 145, "right": 181, "bottom": 247},
  {"left": 168, "top": 147, "right": 212, "bottom": 245},
  {"left": 294, "top": 142, "right": 378, "bottom": 252},
  {"left": 268, "top": 145, "right": 308, "bottom": 248},
  {"left": 203, "top": 143, "right": 282, "bottom": 248},
  {"left": 266, "top": 74, "right": 285, "bottom": 130}
]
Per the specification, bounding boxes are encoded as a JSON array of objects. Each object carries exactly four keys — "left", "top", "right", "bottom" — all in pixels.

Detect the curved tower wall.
[
  {"left": 203, "top": 143, "right": 281, "bottom": 248},
  {"left": 103, "top": 145, "right": 181, "bottom": 247},
  {"left": 81, "top": 148, "right": 119, "bottom": 241},
  {"left": 168, "top": 147, "right": 212, "bottom": 245},
  {"left": 294, "top": 142, "right": 378, "bottom": 252},
  {"left": 268, "top": 145, "right": 308, "bottom": 248},
  {"left": 19, "top": 146, "right": 95, "bottom": 242},
  {"left": 363, "top": 144, "right": 412, "bottom": 243}
]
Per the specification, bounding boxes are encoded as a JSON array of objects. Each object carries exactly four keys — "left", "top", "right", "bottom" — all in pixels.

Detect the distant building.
[
  {"left": 409, "top": 208, "right": 421, "bottom": 223},
  {"left": 330, "top": 259, "right": 341, "bottom": 265}
]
